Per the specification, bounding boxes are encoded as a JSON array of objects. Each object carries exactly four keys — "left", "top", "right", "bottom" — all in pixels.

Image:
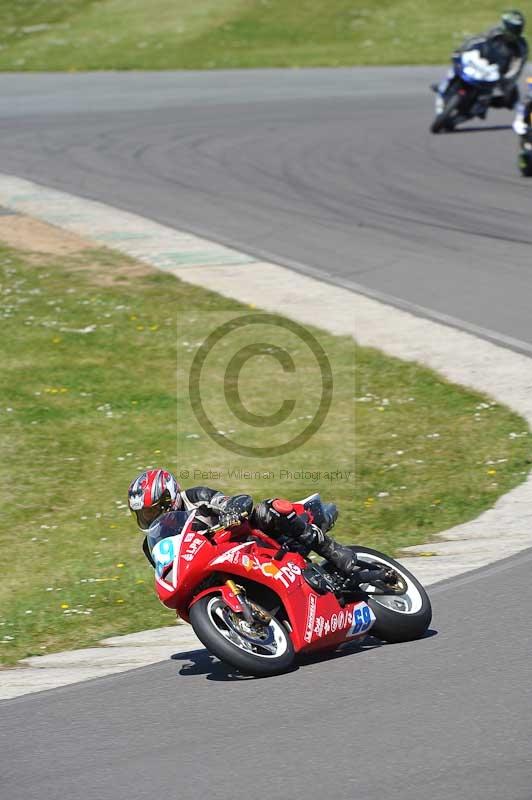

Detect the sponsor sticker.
[
  {"left": 272, "top": 562, "right": 302, "bottom": 588},
  {"left": 307, "top": 604, "right": 372, "bottom": 640},
  {"left": 304, "top": 594, "right": 318, "bottom": 643},
  {"left": 180, "top": 536, "right": 205, "bottom": 562},
  {"left": 211, "top": 543, "right": 251, "bottom": 565}
]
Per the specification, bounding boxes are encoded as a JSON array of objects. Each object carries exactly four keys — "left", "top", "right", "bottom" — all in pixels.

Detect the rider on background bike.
[
  {"left": 512, "top": 76, "right": 532, "bottom": 134},
  {"left": 127, "top": 469, "right": 358, "bottom": 576},
  {"left": 435, "top": 10, "right": 528, "bottom": 110}
]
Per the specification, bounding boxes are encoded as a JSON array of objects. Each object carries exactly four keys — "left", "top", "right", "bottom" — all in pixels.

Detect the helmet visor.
[{"left": 135, "top": 503, "right": 165, "bottom": 530}]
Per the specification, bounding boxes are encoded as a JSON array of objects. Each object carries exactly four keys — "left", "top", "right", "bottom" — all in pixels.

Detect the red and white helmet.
[{"left": 128, "top": 469, "right": 181, "bottom": 530}]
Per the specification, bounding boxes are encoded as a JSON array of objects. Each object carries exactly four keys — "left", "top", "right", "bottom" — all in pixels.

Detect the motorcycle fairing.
[
  {"left": 153, "top": 515, "right": 377, "bottom": 653},
  {"left": 459, "top": 49, "right": 500, "bottom": 85}
]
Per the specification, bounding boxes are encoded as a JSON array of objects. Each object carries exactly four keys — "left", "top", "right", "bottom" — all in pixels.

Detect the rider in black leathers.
[
  {"left": 128, "top": 471, "right": 357, "bottom": 576},
  {"left": 435, "top": 10, "right": 528, "bottom": 110}
]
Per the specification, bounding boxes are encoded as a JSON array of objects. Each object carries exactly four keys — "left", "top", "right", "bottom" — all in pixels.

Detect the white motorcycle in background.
[{"left": 431, "top": 49, "right": 502, "bottom": 133}]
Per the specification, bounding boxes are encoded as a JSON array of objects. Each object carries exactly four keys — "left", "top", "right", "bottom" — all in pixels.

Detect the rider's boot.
[
  {"left": 256, "top": 498, "right": 358, "bottom": 578},
  {"left": 300, "top": 501, "right": 356, "bottom": 575},
  {"left": 308, "top": 529, "right": 394, "bottom": 585},
  {"left": 299, "top": 524, "right": 358, "bottom": 577}
]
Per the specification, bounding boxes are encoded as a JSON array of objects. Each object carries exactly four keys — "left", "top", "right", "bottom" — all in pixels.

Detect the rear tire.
[
  {"left": 189, "top": 594, "right": 295, "bottom": 676},
  {"left": 350, "top": 546, "right": 432, "bottom": 643},
  {"left": 431, "top": 93, "right": 461, "bottom": 133}
]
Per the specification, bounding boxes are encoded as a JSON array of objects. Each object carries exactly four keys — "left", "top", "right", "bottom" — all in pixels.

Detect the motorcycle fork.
[{"left": 225, "top": 579, "right": 271, "bottom": 625}]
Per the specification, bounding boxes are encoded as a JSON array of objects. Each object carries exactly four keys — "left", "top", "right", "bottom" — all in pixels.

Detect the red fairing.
[
  {"left": 192, "top": 583, "right": 244, "bottom": 614},
  {"left": 153, "top": 514, "right": 375, "bottom": 654}
]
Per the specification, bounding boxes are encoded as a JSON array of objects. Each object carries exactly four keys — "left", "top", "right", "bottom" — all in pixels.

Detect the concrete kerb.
[{"left": 0, "top": 173, "right": 531, "bottom": 700}]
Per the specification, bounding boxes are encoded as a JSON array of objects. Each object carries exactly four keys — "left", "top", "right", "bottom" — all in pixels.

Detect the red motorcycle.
[{"left": 151, "top": 497, "right": 432, "bottom": 676}]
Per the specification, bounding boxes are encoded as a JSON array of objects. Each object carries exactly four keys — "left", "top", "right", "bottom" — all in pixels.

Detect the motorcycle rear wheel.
[
  {"left": 350, "top": 546, "right": 432, "bottom": 643},
  {"left": 189, "top": 594, "right": 295, "bottom": 676}
]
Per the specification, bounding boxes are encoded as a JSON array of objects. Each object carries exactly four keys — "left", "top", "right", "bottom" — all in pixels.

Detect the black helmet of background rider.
[{"left": 501, "top": 10, "right": 525, "bottom": 38}]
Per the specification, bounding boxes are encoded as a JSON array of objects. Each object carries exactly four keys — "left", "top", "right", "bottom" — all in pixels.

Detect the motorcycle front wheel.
[
  {"left": 430, "top": 92, "right": 461, "bottom": 133},
  {"left": 350, "top": 546, "right": 432, "bottom": 643},
  {"left": 189, "top": 594, "right": 295, "bottom": 676}
]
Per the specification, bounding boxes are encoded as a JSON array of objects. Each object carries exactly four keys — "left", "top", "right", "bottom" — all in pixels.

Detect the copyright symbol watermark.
[{"left": 188, "top": 313, "right": 333, "bottom": 458}]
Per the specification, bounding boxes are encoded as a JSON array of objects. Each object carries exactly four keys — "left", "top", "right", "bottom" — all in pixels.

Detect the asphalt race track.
[
  {"left": 1, "top": 68, "right": 532, "bottom": 350},
  {"left": 1, "top": 69, "right": 531, "bottom": 799},
  {"left": 2, "top": 554, "right": 532, "bottom": 800}
]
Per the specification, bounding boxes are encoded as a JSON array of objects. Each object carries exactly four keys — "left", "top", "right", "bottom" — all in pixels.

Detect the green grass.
[
  {"left": 0, "top": 243, "right": 530, "bottom": 665},
  {"left": 0, "top": 1, "right": 529, "bottom": 71}
]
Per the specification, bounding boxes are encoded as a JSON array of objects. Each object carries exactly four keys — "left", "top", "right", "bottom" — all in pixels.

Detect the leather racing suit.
[
  {"left": 438, "top": 26, "right": 528, "bottom": 109},
  {"left": 142, "top": 486, "right": 356, "bottom": 576}
]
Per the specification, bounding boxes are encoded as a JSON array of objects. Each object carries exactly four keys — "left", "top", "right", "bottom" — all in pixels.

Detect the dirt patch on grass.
[
  {"left": 0, "top": 213, "right": 153, "bottom": 285},
  {"left": 70, "top": 253, "right": 154, "bottom": 287},
  {"left": 0, "top": 214, "right": 93, "bottom": 255}
]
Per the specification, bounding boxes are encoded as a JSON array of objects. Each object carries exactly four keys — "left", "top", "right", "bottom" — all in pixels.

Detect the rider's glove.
[
  {"left": 208, "top": 493, "right": 230, "bottom": 512},
  {"left": 209, "top": 493, "right": 253, "bottom": 521},
  {"left": 218, "top": 511, "right": 242, "bottom": 529}
]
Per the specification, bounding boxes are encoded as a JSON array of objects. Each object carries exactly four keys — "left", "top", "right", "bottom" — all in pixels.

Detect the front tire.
[
  {"left": 189, "top": 594, "right": 295, "bottom": 676},
  {"left": 431, "top": 92, "right": 461, "bottom": 133},
  {"left": 351, "top": 546, "right": 432, "bottom": 643}
]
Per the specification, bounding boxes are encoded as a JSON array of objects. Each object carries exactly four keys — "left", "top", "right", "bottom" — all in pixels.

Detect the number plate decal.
[
  {"left": 347, "top": 603, "right": 375, "bottom": 637},
  {"left": 152, "top": 535, "right": 180, "bottom": 577}
]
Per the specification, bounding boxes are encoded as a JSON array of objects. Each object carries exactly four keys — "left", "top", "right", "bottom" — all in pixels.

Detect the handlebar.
[{"left": 203, "top": 511, "right": 249, "bottom": 539}]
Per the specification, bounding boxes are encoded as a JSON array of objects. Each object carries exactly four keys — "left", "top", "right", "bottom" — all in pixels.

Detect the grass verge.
[
  {"left": 0, "top": 1, "right": 527, "bottom": 71},
  {"left": 0, "top": 240, "right": 530, "bottom": 665}
]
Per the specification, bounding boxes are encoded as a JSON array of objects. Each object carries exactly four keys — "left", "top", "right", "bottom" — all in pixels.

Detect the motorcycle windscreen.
[{"left": 146, "top": 510, "right": 191, "bottom": 553}]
